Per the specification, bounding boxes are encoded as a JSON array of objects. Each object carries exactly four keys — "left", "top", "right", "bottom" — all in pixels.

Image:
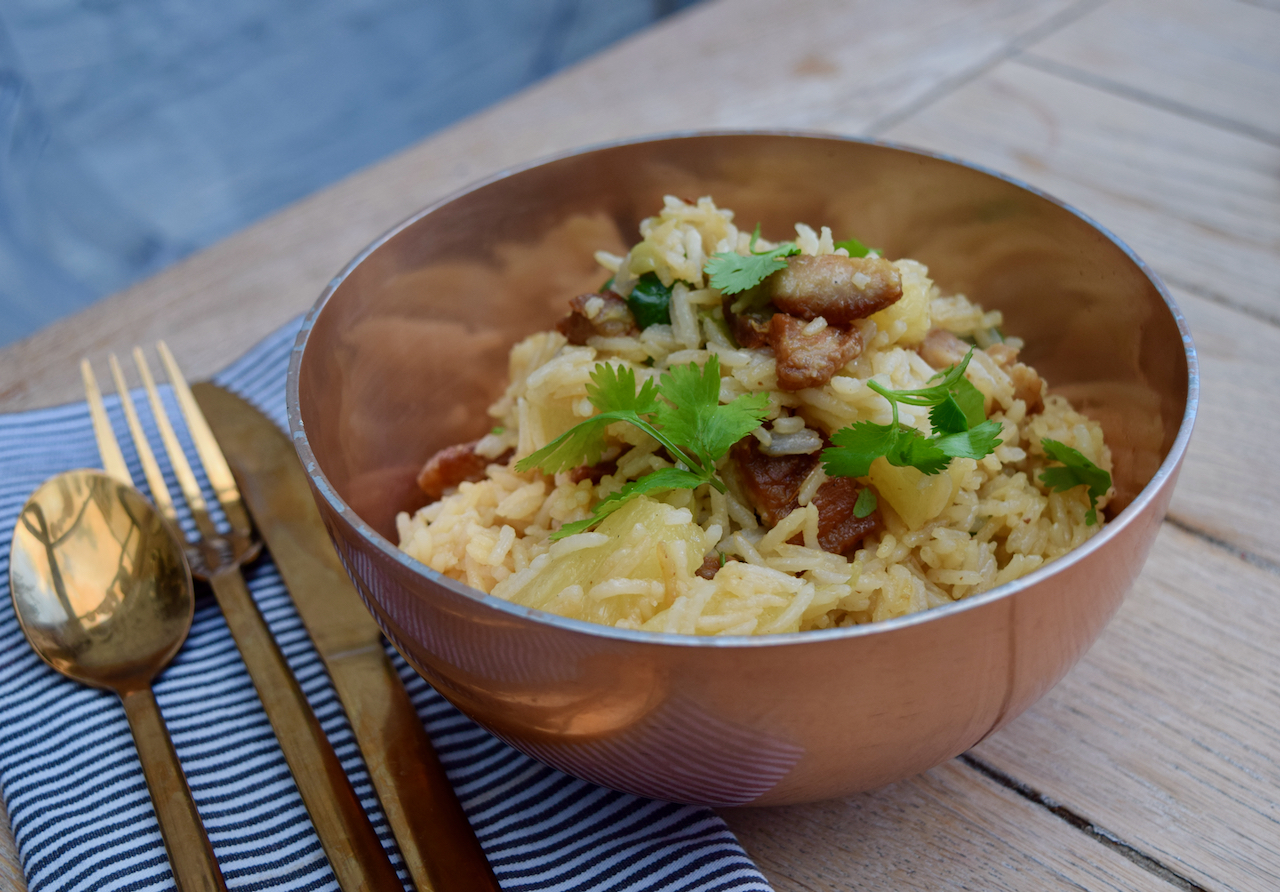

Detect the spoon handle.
[{"left": 120, "top": 687, "right": 228, "bottom": 892}]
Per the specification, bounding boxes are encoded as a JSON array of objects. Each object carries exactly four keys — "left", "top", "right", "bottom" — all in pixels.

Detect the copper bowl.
[{"left": 286, "top": 132, "right": 1197, "bottom": 806}]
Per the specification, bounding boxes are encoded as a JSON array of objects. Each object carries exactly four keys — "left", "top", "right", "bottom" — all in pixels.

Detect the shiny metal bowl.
[{"left": 286, "top": 132, "right": 1197, "bottom": 806}]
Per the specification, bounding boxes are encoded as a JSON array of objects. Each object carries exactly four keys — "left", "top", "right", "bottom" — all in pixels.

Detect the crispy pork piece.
[
  {"left": 985, "top": 342, "right": 1019, "bottom": 366},
  {"left": 555, "top": 292, "right": 639, "bottom": 345},
  {"left": 696, "top": 553, "right": 722, "bottom": 580},
  {"left": 918, "top": 327, "right": 970, "bottom": 370},
  {"left": 985, "top": 342, "right": 1044, "bottom": 414},
  {"left": 721, "top": 294, "right": 772, "bottom": 348},
  {"left": 417, "top": 441, "right": 490, "bottom": 500},
  {"left": 731, "top": 439, "right": 817, "bottom": 527},
  {"left": 808, "top": 476, "right": 881, "bottom": 554},
  {"left": 765, "top": 255, "right": 902, "bottom": 325},
  {"left": 731, "top": 438, "right": 880, "bottom": 555},
  {"left": 568, "top": 459, "right": 618, "bottom": 485},
  {"left": 768, "top": 314, "right": 863, "bottom": 391},
  {"left": 1007, "top": 363, "right": 1044, "bottom": 414}
]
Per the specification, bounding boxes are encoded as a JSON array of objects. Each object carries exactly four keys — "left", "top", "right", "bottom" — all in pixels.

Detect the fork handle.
[
  {"left": 209, "top": 567, "right": 404, "bottom": 891},
  {"left": 120, "top": 687, "right": 228, "bottom": 892}
]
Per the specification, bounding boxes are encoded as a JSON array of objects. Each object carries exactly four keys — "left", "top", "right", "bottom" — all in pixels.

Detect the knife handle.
[
  {"left": 328, "top": 645, "right": 501, "bottom": 892},
  {"left": 209, "top": 567, "right": 405, "bottom": 891}
]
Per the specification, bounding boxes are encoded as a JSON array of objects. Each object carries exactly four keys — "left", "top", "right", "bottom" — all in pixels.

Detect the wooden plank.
[
  {"left": 0, "top": 0, "right": 1081, "bottom": 413},
  {"left": 881, "top": 58, "right": 1280, "bottom": 326},
  {"left": 973, "top": 523, "right": 1280, "bottom": 892},
  {"left": 1025, "top": 0, "right": 1280, "bottom": 142},
  {"left": 0, "top": 810, "right": 18, "bottom": 892},
  {"left": 720, "top": 759, "right": 1167, "bottom": 891},
  {"left": 1165, "top": 287, "right": 1280, "bottom": 566},
  {"left": 476, "top": 0, "right": 1085, "bottom": 145}
]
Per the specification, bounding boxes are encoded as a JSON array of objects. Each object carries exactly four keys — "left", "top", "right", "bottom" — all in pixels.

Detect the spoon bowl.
[
  {"left": 10, "top": 468, "right": 227, "bottom": 892},
  {"left": 12, "top": 469, "right": 192, "bottom": 688}
]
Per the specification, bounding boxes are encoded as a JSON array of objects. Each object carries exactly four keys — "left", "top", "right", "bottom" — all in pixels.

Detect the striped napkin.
[{"left": 0, "top": 319, "right": 774, "bottom": 892}]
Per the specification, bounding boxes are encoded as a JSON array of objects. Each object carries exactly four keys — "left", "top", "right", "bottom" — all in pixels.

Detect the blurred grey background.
[{"left": 0, "top": 0, "right": 700, "bottom": 347}]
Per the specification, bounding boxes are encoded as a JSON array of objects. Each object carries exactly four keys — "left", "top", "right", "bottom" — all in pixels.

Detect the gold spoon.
[{"left": 9, "top": 468, "right": 228, "bottom": 892}]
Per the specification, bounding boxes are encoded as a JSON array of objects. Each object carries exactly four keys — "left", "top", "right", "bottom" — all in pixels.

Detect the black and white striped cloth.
[{"left": 0, "top": 319, "right": 774, "bottom": 892}]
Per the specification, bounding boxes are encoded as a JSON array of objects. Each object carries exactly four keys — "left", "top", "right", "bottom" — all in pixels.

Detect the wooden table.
[{"left": 3, "top": 0, "right": 1276, "bottom": 888}]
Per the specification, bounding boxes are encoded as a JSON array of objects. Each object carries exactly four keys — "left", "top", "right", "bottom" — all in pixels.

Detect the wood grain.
[
  {"left": 1025, "top": 0, "right": 1280, "bottom": 142},
  {"left": 0, "top": 0, "right": 1079, "bottom": 413},
  {"left": 0, "top": 809, "right": 18, "bottom": 892},
  {"left": 721, "top": 759, "right": 1163, "bottom": 891},
  {"left": 1164, "top": 287, "right": 1280, "bottom": 566},
  {"left": 973, "top": 522, "right": 1280, "bottom": 892},
  {"left": 882, "top": 58, "right": 1280, "bottom": 326}
]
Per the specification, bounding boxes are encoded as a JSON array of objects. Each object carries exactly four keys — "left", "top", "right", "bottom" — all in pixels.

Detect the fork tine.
[
  {"left": 81, "top": 359, "right": 133, "bottom": 487},
  {"left": 156, "top": 340, "right": 253, "bottom": 539},
  {"left": 107, "top": 353, "right": 181, "bottom": 529},
  {"left": 134, "top": 346, "right": 221, "bottom": 543}
]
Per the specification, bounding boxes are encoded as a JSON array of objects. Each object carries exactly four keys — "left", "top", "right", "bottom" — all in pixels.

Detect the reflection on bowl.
[{"left": 287, "top": 132, "right": 1197, "bottom": 806}]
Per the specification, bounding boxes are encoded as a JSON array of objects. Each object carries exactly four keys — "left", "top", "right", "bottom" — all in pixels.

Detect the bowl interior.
[{"left": 294, "top": 133, "right": 1191, "bottom": 550}]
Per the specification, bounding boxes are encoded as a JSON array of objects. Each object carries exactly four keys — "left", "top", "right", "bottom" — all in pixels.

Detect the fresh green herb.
[
  {"left": 833, "top": 236, "right": 880, "bottom": 258},
  {"left": 1038, "top": 439, "right": 1111, "bottom": 526},
  {"left": 626, "top": 272, "right": 674, "bottom": 329},
  {"left": 853, "top": 487, "right": 877, "bottom": 519},
  {"left": 554, "top": 468, "right": 707, "bottom": 538},
  {"left": 719, "top": 551, "right": 726, "bottom": 567},
  {"left": 491, "top": 426, "right": 505, "bottom": 436},
  {"left": 704, "top": 224, "right": 800, "bottom": 295},
  {"left": 516, "top": 356, "right": 770, "bottom": 538},
  {"left": 822, "top": 349, "right": 1003, "bottom": 479}
]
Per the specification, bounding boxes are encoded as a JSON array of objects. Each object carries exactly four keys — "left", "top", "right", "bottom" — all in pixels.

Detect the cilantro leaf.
[
  {"left": 1039, "top": 438, "right": 1111, "bottom": 525},
  {"left": 928, "top": 394, "right": 970, "bottom": 436},
  {"left": 823, "top": 348, "right": 1003, "bottom": 480},
  {"left": 704, "top": 224, "right": 800, "bottom": 294},
  {"left": 888, "top": 429, "right": 950, "bottom": 475},
  {"left": 853, "top": 486, "right": 877, "bottom": 519},
  {"left": 520, "top": 354, "right": 769, "bottom": 537},
  {"left": 933, "top": 419, "right": 1004, "bottom": 461},
  {"left": 626, "top": 272, "right": 674, "bottom": 329},
  {"left": 550, "top": 468, "right": 705, "bottom": 539},
  {"left": 586, "top": 362, "right": 659, "bottom": 416},
  {"left": 704, "top": 250, "right": 793, "bottom": 295},
  {"left": 823, "top": 421, "right": 901, "bottom": 479},
  {"left": 551, "top": 518, "right": 599, "bottom": 539},
  {"left": 514, "top": 412, "right": 625, "bottom": 475},
  {"left": 950, "top": 377, "right": 988, "bottom": 428},
  {"left": 653, "top": 356, "right": 770, "bottom": 472},
  {"left": 515, "top": 364, "right": 658, "bottom": 474},
  {"left": 833, "top": 237, "right": 880, "bottom": 258}
]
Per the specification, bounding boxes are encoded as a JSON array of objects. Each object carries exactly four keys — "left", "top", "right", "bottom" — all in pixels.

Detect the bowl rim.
[{"left": 286, "top": 128, "right": 1200, "bottom": 650}]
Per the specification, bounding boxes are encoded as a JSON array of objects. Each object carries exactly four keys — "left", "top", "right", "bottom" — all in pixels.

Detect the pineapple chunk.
[
  {"left": 532, "top": 399, "right": 582, "bottom": 451},
  {"left": 868, "top": 457, "right": 955, "bottom": 530},
  {"left": 870, "top": 259, "right": 933, "bottom": 346},
  {"left": 507, "top": 496, "right": 706, "bottom": 627}
]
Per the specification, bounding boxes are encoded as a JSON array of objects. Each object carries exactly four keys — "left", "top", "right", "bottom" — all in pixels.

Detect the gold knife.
[{"left": 192, "top": 383, "right": 500, "bottom": 892}]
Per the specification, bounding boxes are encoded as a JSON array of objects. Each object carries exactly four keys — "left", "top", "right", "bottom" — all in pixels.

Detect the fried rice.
[{"left": 396, "top": 196, "right": 1113, "bottom": 636}]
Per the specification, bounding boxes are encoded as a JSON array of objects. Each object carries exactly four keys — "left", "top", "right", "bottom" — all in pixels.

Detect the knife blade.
[{"left": 192, "top": 382, "right": 499, "bottom": 892}]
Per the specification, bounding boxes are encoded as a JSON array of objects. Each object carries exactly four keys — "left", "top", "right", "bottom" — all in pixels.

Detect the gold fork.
[{"left": 83, "top": 344, "right": 404, "bottom": 892}]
